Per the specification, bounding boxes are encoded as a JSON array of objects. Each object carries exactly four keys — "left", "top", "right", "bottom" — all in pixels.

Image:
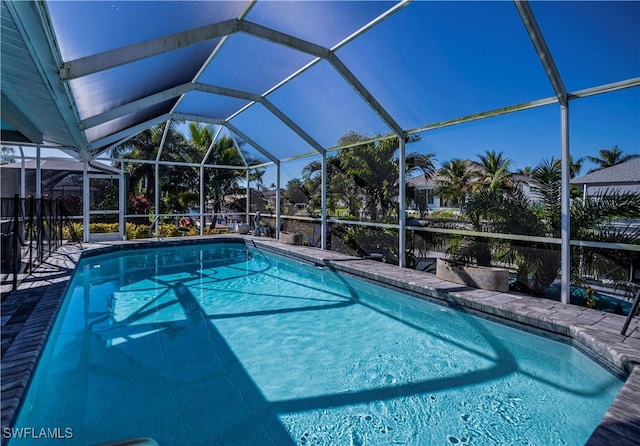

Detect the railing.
[
  {"left": 1, "top": 194, "right": 80, "bottom": 292},
  {"left": 620, "top": 288, "right": 640, "bottom": 336},
  {"left": 148, "top": 215, "right": 161, "bottom": 239}
]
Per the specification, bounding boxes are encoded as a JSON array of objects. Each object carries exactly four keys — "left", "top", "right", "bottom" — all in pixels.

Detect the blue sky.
[
  {"left": 236, "top": 1, "right": 639, "bottom": 186},
  {"left": 43, "top": 1, "right": 639, "bottom": 186},
  {"left": 235, "top": 1, "right": 637, "bottom": 185}
]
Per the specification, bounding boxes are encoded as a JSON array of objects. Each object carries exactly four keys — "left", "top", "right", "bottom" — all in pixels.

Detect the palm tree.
[
  {"left": 300, "top": 160, "right": 322, "bottom": 214},
  {"left": 568, "top": 154, "right": 583, "bottom": 179},
  {"left": 249, "top": 168, "right": 266, "bottom": 192},
  {"left": 463, "top": 187, "right": 551, "bottom": 284},
  {"left": 1, "top": 146, "right": 15, "bottom": 164},
  {"left": 188, "top": 122, "right": 214, "bottom": 156},
  {"left": 462, "top": 155, "right": 640, "bottom": 296},
  {"left": 114, "top": 122, "right": 186, "bottom": 204},
  {"left": 570, "top": 189, "right": 640, "bottom": 288},
  {"left": 187, "top": 123, "right": 245, "bottom": 214},
  {"left": 302, "top": 155, "right": 361, "bottom": 217},
  {"left": 515, "top": 165, "right": 533, "bottom": 177},
  {"left": 471, "top": 149, "right": 514, "bottom": 192},
  {"left": 585, "top": 145, "right": 640, "bottom": 173},
  {"left": 436, "top": 159, "right": 474, "bottom": 210},
  {"left": 530, "top": 157, "right": 562, "bottom": 236},
  {"left": 339, "top": 135, "right": 435, "bottom": 221},
  {"left": 283, "top": 178, "right": 308, "bottom": 207}
]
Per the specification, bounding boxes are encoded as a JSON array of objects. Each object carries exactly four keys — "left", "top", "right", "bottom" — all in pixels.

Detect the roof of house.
[
  {"left": 407, "top": 175, "right": 437, "bottom": 188},
  {"left": 571, "top": 158, "right": 640, "bottom": 186},
  {"left": 0, "top": 159, "right": 119, "bottom": 173}
]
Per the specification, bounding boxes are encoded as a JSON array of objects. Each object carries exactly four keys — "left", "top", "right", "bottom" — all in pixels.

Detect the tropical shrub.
[
  {"left": 329, "top": 224, "right": 399, "bottom": 264},
  {"left": 128, "top": 194, "right": 152, "bottom": 215},
  {"left": 445, "top": 172, "right": 640, "bottom": 296}
]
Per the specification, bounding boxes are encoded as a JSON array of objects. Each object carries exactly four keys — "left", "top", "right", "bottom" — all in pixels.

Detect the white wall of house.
[{"left": 581, "top": 183, "right": 640, "bottom": 198}]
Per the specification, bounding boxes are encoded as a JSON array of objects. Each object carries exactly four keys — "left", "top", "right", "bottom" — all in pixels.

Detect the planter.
[
  {"left": 237, "top": 223, "right": 250, "bottom": 234},
  {"left": 279, "top": 231, "right": 302, "bottom": 245},
  {"left": 436, "top": 258, "right": 509, "bottom": 292}
]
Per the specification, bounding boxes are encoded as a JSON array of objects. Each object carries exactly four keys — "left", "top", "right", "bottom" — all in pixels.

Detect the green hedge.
[{"left": 61, "top": 222, "right": 231, "bottom": 240}]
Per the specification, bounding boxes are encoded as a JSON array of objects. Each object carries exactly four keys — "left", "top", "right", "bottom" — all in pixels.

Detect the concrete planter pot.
[
  {"left": 279, "top": 231, "right": 302, "bottom": 245},
  {"left": 237, "top": 223, "right": 250, "bottom": 234},
  {"left": 436, "top": 258, "right": 509, "bottom": 292}
]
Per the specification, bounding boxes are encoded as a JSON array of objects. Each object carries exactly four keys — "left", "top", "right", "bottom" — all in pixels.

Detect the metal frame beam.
[
  {"left": 59, "top": 19, "right": 240, "bottom": 81},
  {"left": 172, "top": 113, "right": 223, "bottom": 127},
  {"left": 276, "top": 162, "right": 281, "bottom": 240},
  {"left": 321, "top": 152, "right": 327, "bottom": 250},
  {"left": 196, "top": 83, "right": 327, "bottom": 154},
  {"left": 55, "top": 6, "right": 406, "bottom": 156},
  {"left": 155, "top": 118, "right": 172, "bottom": 163},
  {"left": 560, "top": 105, "right": 571, "bottom": 305},
  {"left": 80, "top": 83, "right": 192, "bottom": 130},
  {"left": 240, "top": 20, "right": 329, "bottom": 57},
  {"left": 79, "top": 81, "right": 326, "bottom": 157},
  {"left": 225, "top": 122, "right": 279, "bottom": 164},
  {"left": 88, "top": 113, "right": 171, "bottom": 150},
  {"left": 240, "top": 20, "right": 404, "bottom": 137},
  {"left": 398, "top": 136, "right": 406, "bottom": 267},
  {"left": 200, "top": 125, "right": 225, "bottom": 166},
  {"left": 516, "top": 0, "right": 571, "bottom": 305},
  {"left": 258, "top": 99, "right": 326, "bottom": 155},
  {"left": 514, "top": 0, "right": 567, "bottom": 104},
  {"left": 569, "top": 77, "right": 640, "bottom": 99},
  {"left": 327, "top": 53, "right": 405, "bottom": 137},
  {"left": 107, "top": 157, "right": 244, "bottom": 170}
]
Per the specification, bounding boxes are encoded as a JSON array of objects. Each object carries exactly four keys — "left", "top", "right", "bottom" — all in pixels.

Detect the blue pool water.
[{"left": 12, "top": 242, "right": 622, "bottom": 445}]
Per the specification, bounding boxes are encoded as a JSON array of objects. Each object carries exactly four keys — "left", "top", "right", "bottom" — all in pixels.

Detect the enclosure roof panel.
[
  {"left": 47, "top": 1, "right": 251, "bottom": 61},
  {"left": 1, "top": 0, "right": 638, "bottom": 166}
]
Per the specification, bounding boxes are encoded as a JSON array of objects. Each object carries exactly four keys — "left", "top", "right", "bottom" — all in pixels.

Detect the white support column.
[
  {"left": 246, "top": 170, "right": 250, "bottom": 224},
  {"left": 560, "top": 104, "right": 571, "bottom": 304},
  {"left": 321, "top": 152, "right": 327, "bottom": 250},
  {"left": 35, "top": 145, "right": 41, "bottom": 198},
  {"left": 83, "top": 161, "right": 90, "bottom": 243},
  {"left": 119, "top": 163, "right": 125, "bottom": 240},
  {"left": 399, "top": 136, "right": 406, "bottom": 268},
  {"left": 153, "top": 120, "right": 169, "bottom": 238},
  {"left": 154, "top": 163, "right": 160, "bottom": 238},
  {"left": 200, "top": 166, "right": 205, "bottom": 236},
  {"left": 276, "top": 162, "right": 281, "bottom": 240},
  {"left": 19, "top": 146, "right": 25, "bottom": 198}
]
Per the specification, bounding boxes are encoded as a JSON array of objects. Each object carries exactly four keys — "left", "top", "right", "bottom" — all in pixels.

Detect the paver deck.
[{"left": 1, "top": 236, "right": 639, "bottom": 445}]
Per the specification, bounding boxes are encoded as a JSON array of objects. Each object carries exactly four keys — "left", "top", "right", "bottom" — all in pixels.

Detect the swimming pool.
[{"left": 11, "top": 242, "right": 622, "bottom": 445}]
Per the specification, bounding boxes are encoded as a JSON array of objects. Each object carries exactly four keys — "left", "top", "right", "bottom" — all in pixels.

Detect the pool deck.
[{"left": 1, "top": 236, "right": 639, "bottom": 445}]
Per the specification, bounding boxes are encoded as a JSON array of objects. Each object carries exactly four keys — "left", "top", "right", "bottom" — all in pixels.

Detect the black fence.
[{"left": 1, "top": 195, "right": 80, "bottom": 292}]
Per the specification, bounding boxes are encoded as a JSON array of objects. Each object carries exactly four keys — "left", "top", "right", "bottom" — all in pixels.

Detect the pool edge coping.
[{"left": 1, "top": 236, "right": 639, "bottom": 445}]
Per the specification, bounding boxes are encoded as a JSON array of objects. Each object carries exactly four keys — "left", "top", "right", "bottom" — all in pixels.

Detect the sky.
[
  {"left": 21, "top": 1, "right": 640, "bottom": 188},
  {"left": 198, "top": 0, "right": 639, "bottom": 186}
]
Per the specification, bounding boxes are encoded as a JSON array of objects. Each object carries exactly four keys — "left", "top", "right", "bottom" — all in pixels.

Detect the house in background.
[
  {"left": 407, "top": 175, "right": 443, "bottom": 212},
  {"left": 0, "top": 159, "right": 119, "bottom": 199},
  {"left": 511, "top": 174, "right": 542, "bottom": 203},
  {"left": 407, "top": 173, "right": 542, "bottom": 213},
  {"left": 571, "top": 158, "right": 640, "bottom": 199}
]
